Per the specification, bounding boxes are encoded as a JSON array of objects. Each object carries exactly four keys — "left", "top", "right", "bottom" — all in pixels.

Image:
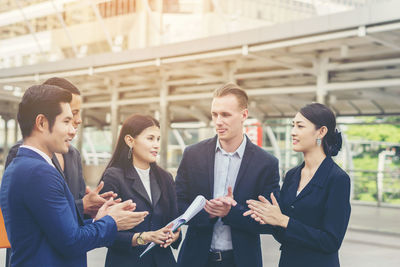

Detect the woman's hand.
[
  {"left": 142, "top": 224, "right": 174, "bottom": 245},
  {"left": 243, "top": 193, "right": 289, "bottom": 228},
  {"left": 161, "top": 224, "right": 181, "bottom": 248}
]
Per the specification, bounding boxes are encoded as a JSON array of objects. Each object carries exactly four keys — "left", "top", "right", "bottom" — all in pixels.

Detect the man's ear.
[
  {"left": 242, "top": 108, "right": 249, "bottom": 121},
  {"left": 35, "top": 114, "right": 49, "bottom": 133}
]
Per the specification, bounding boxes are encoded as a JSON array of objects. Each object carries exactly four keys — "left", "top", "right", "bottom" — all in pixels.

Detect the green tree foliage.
[
  {"left": 346, "top": 124, "right": 400, "bottom": 143},
  {"left": 345, "top": 117, "right": 400, "bottom": 204}
]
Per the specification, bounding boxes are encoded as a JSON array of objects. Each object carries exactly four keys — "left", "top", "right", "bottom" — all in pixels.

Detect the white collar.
[
  {"left": 215, "top": 134, "right": 247, "bottom": 158},
  {"left": 20, "top": 145, "right": 55, "bottom": 168}
]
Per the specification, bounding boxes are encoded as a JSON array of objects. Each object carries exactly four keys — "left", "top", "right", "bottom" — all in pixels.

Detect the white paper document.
[{"left": 139, "top": 195, "right": 206, "bottom": 257}]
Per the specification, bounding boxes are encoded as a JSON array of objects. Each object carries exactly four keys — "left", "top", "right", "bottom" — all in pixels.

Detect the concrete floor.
[
  {"left": 1, "top": 204, "right": 400, "bottom": 266},
  {"left": 85, "top": 229, "right": 400, "bottom": 267}
]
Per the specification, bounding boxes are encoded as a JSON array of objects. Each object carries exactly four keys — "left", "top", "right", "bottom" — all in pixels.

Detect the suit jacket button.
[{"left": 290, "top": 205, "right": 295, "bottom": 209}]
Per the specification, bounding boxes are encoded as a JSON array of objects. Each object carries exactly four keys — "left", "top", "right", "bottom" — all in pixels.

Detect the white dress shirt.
[
  {"left": 135, "top": 166, "right": 152, "bottom": 203},
  {"left": 20, "top": 145, "right": 55, "bottom": 168},
  {"left": 211, "top": 135, "right": 247, "bottom": 251}
]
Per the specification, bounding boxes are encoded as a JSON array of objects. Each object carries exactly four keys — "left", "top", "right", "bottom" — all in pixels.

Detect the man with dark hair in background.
[
  {"left": 0, "top": 84, "right": 148, "bottom": 266},
  {"left": 4, "top": 77, "right": 115, "bottom": 267},
  {"left": 6, "top": 77, "right": 111, "bottom": 218}
]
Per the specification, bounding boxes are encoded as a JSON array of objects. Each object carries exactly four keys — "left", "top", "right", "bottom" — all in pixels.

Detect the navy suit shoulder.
[
  {"left": 5, "top": 140, "right": 87, "bottom": 217},
  {"left": 329, "top": 162, "right": 350, "bottom": 183},
  {"left": 1, "top": 148, "right": 117, "bottom": 267},
  {"left": 276, "top": 157, "right": 351, "bottom": 267}
]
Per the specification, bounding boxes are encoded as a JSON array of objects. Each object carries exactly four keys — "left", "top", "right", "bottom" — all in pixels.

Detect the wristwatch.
[{"left": 136, "top": 232, "right": 146, "bottom": 245}]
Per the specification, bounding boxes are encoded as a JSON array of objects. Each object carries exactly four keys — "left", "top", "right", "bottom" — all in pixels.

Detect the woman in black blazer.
[
  {"left": 245, "top": 103, "right": 351, "bottom": 267},
  {"left": 100, "top": 114, "right": 181, "bottom": 267}
]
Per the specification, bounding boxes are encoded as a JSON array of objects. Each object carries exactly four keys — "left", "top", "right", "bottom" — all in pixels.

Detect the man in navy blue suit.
[
  {"left": 175, "top": 83, "right": 280, "bottom": 267},
  {"left": 0, "top": 84, "right": 148, "bottom": 267}
]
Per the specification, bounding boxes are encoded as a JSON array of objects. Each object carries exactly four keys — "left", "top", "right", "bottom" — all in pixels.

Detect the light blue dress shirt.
[{"left": 211, "top": 135, "right": 247, "bottom": 251}]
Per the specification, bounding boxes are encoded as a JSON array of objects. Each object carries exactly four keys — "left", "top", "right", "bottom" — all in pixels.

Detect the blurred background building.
[
  {"left": 1, "top": 0, "right": 400, "bottom": 266},
  {"left": 1, "top": 0, "right": 399, "bottom": 204}
]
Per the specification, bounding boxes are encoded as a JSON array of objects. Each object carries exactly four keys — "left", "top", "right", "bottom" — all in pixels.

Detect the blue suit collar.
[{"left": 17, "top": 146, "right": 49, "bottom": 164}]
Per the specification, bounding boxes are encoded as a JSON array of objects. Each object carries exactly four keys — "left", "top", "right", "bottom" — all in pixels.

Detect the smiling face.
[
  {"left": 70, "top": 93, "right": 82, "bottom": 131},
  {"left": 291, "top": 112, "right": 324, "bottom": 153},
  {"left": 130, "top": 125, "right": 160, "bottom": 169},
  {"left": 45, "top": 102, "right": 75, "bottom": 155},
  {"left": 211, "top": 94, "right": 248, "bottom": 145}
]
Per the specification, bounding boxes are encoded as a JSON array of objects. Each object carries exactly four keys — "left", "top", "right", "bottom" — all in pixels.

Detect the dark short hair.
[
  {"left": 213, "top": 82, "right": 248, "bottom": 109},
  {"left": 300, "top": 103, "right": 341, "bottom": 156},
  {"left": 43, "top": 77, "right": 80, "bottom": 95},
  {"left": 18, "top": 84, "right": 72, "bottom": 138}
]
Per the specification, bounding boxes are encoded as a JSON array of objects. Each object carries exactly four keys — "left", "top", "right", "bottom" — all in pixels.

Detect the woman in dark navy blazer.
[
  {"left": 245, "top": 103, "right": 351, "bottom": 267},
  {"left": 100, "top": 114, "right": 181, "bottom": 267}
]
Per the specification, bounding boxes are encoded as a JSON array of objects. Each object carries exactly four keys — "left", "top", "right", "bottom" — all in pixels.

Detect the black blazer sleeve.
[
  {"left": 275, "top": 168, "right": 351, "bottom": 253},
  {"left": 70, "top": 148, "right": 86, "bottom": 217},
  {"left": 63, "top": 146, "right": 86, "bottom": 219},
  {"left": 101, "top": 168, "right": 136, "bottom": 253},
  {"left": 165, "top": 172, "right": 182, "bottom": 249},
  {"left": 5, "top": 140, "right": 23, "bottom": 169}
]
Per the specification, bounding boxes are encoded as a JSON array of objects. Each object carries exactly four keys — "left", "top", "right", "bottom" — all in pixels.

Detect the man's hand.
[
  {"left": 204, "top": 187, "right": 237, "bottom": 218},
  {"left": 106, "top": 200, "right": 148, "bottom": 231},
  {"left": 94, "top": 197, "right": 119, "bottom": 222},
  {"left": 82, "top": 181, "right": 118, "bottom": 218}
]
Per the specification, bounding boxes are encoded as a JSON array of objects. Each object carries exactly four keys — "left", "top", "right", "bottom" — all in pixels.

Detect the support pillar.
[
  {"left": 110, "top": 87, "right": 119, "bottom": 151},
  {"left": 3, "top": 118, "right": 9, "bottom": 159},
  {"left": 340, "top": 126, "right": 354, "bottom": 201},
  {"left": 159, "top": 73, "right": 169, "bottom": 168},
  {"left": 265, "top": 125, "right": 281, "bottom": 184},
  {"left": 315, "top": 56, "right": 329, "bottom": 104},
  {"left": 13, "top": 117, "right": 18, "bottom": 143},
  {"left": 76, "top": 109, "right": 84, "bottom": 153},
  {"left": 284, "top": 119, "right": 292, "bottom": 173},
  {"left": 225, "top": 61, "right": 236, "bottom": 83}
]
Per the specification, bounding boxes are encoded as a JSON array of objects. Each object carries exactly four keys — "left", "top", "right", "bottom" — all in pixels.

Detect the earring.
[
  {"left": 316, "top": 138, "right": 322, "bottom": 147},
  {"left": 128, "top": 147, "right": 132, "bottom": 159}
]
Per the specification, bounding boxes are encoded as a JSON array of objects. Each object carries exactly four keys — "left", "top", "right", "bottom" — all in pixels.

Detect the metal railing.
[{"left": 351, "top": 169, "right": 400, "bottom": 206}]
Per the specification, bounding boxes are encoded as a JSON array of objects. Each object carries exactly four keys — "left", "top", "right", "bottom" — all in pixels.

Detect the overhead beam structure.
[{"left": 1, "top": 1, "right": 400, "bottom": 167}]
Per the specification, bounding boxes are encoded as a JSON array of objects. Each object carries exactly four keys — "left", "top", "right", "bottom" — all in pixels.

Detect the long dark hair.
[
  {"left": 107, "top": 114, "right": 160, "bottom": 169},
  {"left": 299, "top": 103, "right": 342, "bottom": 156},
  {"left": 104, "top": 114, "right": 171, "bottom": 223}
]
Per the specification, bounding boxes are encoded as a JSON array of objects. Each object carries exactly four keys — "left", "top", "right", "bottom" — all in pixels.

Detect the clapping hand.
[
  {"left": 243, "top": 193, "right": 289, "bottom": 228},
  {"left": 95, "top": 198, "right": 148, "bottom": 231},
  {"left": 83, "top": 181, "right": 119, "bottom": 218},
  {"left": 204, "top": 187, "right": 237, "bottom": 218}
]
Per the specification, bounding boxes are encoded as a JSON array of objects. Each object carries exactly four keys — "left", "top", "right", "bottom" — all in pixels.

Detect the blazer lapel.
[
  {"left": 293, "top": 157, "right": 334, "bottom": 203},
  {"left": 207, "top": 136, "right": 218, "bottom": 197},
  {"left": 286, "top": 165, "right": 302, "bottom": 205},
  {"left": 233, "top": 136, "right": 254, "bottom": 192},
  {"left": 294, "top": 180, "right": 315, "bottom": 203},
  {"left": 126, "top": 165, "right": 152, "bottom": 206},
  {"left": 150, "top": 168, "right": 161, "bottom": 208},
  {"left": 52, "top": 154, "right": 84, "bottom": 224}
]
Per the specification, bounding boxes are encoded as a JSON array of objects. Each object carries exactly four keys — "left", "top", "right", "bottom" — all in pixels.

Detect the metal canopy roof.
[{"left": 1, "top": 1, "right": 400, "bottom": 126}]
